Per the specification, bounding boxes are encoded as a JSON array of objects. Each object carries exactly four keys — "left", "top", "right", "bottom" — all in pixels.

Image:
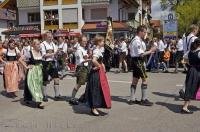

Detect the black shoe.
[
  {"left": 164, "top": 70, "right": 169, "bottom": 73},
  {"left": 179, "top": 89, "right": 185, "bottom": 99},
  {"left": 37, "top": 103, "right": 44, "bottom": 109},
  {"left": 140, "top": 99, "right": 153, "bottom": 106},
  {"left": 69, "top": 98, "right": 79, "bottom": 105},
  {"left": 127, "top": 99, "right": 140, "bottom": 105},
  {"left": 181, "top": 109, "right": 193, "bottom": 114},
  {"left": 54, "top": 95, "right": 63, "bottom": 101},
  {"left": 43, "top": 96, "right": 48, "bottom": 102}
]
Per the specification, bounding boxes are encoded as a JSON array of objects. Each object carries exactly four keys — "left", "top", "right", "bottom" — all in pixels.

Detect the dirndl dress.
[
  {"left": 184, "top": 50, "right": 200, "bottom": 101},
  {"left": 85, "top": 56, "right": 111, "bottom": 109},
  {"left": 26, "top": 51, "right": 43, "bottom": 102}
]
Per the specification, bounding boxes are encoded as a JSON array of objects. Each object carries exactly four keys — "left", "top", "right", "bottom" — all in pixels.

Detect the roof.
[
  {"left": 0, "top": 0, "right": 16, "bottom": 10},
  {"left": 82, "top": 21, "right": 130, "bottom": 32},
  {"left": 17, "top": 0, "right": 40, "bottom": 8},
  {"left": 0, "top": 8, "right": 16, "bottom": 20},
  {"left": 150, "top": 20, "right": 161, "bottom": 27}
]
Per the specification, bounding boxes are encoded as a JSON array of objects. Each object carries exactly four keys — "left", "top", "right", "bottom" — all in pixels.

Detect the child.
[{"left": 159, "top": 47, "right": 170, "bottom": 73}]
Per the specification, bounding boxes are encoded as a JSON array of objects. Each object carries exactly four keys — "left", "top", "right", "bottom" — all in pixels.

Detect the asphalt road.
[{"left": 0, "top": 69, "right": 200, "bottom": 132}]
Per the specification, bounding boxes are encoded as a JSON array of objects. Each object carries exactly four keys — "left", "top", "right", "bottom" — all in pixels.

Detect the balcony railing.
[
  {"left": 63, "top": 22, "right": 78, "bottom": 29},
  {"left": 43, "top": 0, "right": 58, "bottom": 6},
  {"left": 62, "top": 0, "right": 77, "bottom": 5},
  {"left": 44, "top": 24, "right": 59, "bottom": 30}
]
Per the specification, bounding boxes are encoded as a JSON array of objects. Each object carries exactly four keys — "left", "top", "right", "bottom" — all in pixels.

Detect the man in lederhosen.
[
  {"left": 41, "top": 31, "right": 62, "bottom": 102},
  {"left": 69, "top": 36, "right": 90, "bottom": 105},
  {"left": 56, "top": 35, "right": 68, "bottom": 79},
  {"left": 128, "top": 25, "right": 156, "bottom": 106}
]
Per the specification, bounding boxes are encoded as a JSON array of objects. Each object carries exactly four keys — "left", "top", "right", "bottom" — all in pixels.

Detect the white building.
[
  {"left": 40, "top": 0, "right": 83, "bottom": 34},
  {"left": 17, "top": 0, "right": 40, "bottom": 26}
]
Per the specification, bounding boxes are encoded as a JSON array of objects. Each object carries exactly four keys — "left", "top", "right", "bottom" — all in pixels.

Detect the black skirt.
[
  {"left": 184, "top": 67, "right": 200, "bottom": 101},
  {"left": 85, "top": 69, "right": 106, "bottom": 108}
]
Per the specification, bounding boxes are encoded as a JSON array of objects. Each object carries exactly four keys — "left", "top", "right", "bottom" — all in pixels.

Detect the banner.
[{"left": 105, "top": 17, "right": 114, "bottom": 52}]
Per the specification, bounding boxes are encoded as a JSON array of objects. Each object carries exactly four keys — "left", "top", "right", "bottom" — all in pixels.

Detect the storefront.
[{"left": 82, "top": 21, "right": 130, "bottom": 39}]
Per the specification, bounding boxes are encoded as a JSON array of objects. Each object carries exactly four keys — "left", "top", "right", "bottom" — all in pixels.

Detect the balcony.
[
  {"left": 44, "top": 10, "right": 59, "bottom": 30},
  {"left": 43, "top": 0, "right": 58, "bottom": 6},
  {"left": 63, "top": 22, "right": 78, "bottom": 29},
  {"left": 62, "top": 0, "right": 77, "bottom": 5},
  {"left": 82, "top": 0, "right": 110, "bottom": 5}
]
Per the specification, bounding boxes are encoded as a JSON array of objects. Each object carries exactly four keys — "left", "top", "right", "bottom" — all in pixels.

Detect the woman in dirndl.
[
  {"left": 2, "top": 39, "right": 21, "bottom": 98},
  {"left": 23, "top": 39, "right": 44, "bottom": 109},
  {"left": 85, "top": 36, "right": 111, "bottom": 116},
  {"left": 181, "top": 38, "right": 200, "bottom": 114}
]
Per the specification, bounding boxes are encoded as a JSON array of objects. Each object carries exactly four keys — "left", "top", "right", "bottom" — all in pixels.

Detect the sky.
[{"left": 151, "top": 0, "right": 162, "bottom": 20}]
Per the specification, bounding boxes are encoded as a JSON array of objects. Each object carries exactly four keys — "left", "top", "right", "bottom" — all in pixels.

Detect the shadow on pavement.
[
  {"left": 47, "top": 95, "right": 67, "bottom": 101},
  {"left": 156, "top": 102, "right": 200, "bottom": 113},
  {"left": 111, "top": 96, "right": 129, "bottom": 104},
  {"left": 0, "top": 90, "right": 17, "bottom": 99},
  {"left": 152, "top": 92, "right": 181, "bottom": 101}
]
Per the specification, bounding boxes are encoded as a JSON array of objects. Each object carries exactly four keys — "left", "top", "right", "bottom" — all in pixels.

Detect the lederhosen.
[
  {"left": 75, "top": 49, "right": 89, "bottom": 86},
  {"left": 131, "top": 39, "right": 147, "bottom": 79},
  {"left": 42, "top": 43, "right": 59, "bottom": 84},
  {"left": 57, "top": 44, "right": 66, "bottom": 71}
]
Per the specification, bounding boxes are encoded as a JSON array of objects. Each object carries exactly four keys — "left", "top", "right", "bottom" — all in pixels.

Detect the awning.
[
  {"left": 19, "top": 33, "right": 41, "bottom": 38},
  {"left": 82, "top": 21, "right": 130, "bottom": 32}
]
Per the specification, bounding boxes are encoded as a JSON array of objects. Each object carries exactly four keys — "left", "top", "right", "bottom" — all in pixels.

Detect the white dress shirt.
[
  {"left": 75, "top": 46, "right": 88, "bottom": 66},
  {"left": 41, "top": 41, "right": 58, "bottom": 61},
  {"left": 129, "top": 36, "right": 146, "bottom": 57}
]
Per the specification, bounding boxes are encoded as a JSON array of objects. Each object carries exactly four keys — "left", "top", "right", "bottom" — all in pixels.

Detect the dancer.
[
  {"left": 181, "top": 38, "right": 200, "bottom": 114},
  {"left": 56, "top": 36, "right": 68, "bottom": 78},
  {"left": 41, "top": 32, "right": 62, "bottom": 102},
  {"left": 128, "top": 25, "right": 155, "bottom": 106},
  {"left": 2, "top": 39, "right": 21, "bottom": 98},
  {"left": 23, "top": 39, "right": 44, "bottom": 109},
  {"left": 85, "top": 35, "right": 111, "bottom": 116},
  {"left": 69, "top": 36, "right": 90, "bottom": 105}
]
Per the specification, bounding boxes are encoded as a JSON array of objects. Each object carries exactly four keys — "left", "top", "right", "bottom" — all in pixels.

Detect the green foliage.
[{"left": 175, "top": 0, "right": 200, "bottom": 35}]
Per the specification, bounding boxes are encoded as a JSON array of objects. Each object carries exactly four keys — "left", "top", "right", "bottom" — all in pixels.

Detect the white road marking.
[
  {"left": 65, "top": 77, "right": 131, "bottom": 84},
  {"left": 176, "top": 84, "right": 184, "bottom": 87}
]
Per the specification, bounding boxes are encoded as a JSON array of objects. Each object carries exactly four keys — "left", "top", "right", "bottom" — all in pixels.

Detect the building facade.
[
  {"left": 0, "top": 8, "right": 16, "bottom": 40},
  {"left": 40, "top": 0, "right": 83, "bottom": 34}
]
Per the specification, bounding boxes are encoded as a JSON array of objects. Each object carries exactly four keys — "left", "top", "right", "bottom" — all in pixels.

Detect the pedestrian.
[
  {"left": 118, "top": 37, "right": 128, "bottom": 73},
  {"left": 181, "top": 38, "right": 200, "bottom": 114},
  {"left": 162, "top": 47, "right": 170, "bottom": 73},
  {"left": 69, "top": 35, "right": 90, "bottom": 105},
  {"left": 85, "top": 35, "right": 111, "bottom": 116},
  {"left": 128, "top": 25, "right": 155, "bottom": 106},
  {"left": 174, "top": 36, "right": 184, "bottom": 73}
]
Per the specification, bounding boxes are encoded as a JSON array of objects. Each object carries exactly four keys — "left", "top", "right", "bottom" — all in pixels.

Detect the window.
[
  {"left": 128, "top": 13, "right": 135, "bottom": 20},
  {"left": 91, "top": 8, "right": 107, "bottom": 20},
  {"left": 28, "top": 13, "right": 40, "bottom": 23},
  {"left": 62, "top": 9, "right": 78, "bottom": 23}
]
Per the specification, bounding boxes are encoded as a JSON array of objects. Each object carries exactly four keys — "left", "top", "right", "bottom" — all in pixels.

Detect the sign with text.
[{"left": 163, "top": 19, "right": 177, "bottom": 39}]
